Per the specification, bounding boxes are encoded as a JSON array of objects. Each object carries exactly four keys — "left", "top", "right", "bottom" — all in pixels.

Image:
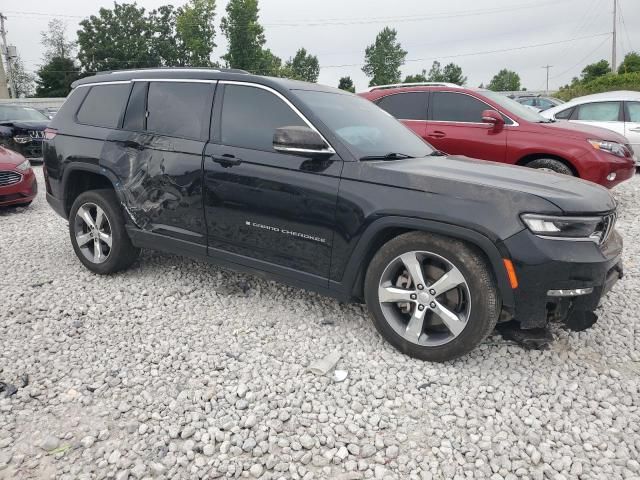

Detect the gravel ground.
[{"left": 1, "top": 166, "right": 639, "bottom": 480}]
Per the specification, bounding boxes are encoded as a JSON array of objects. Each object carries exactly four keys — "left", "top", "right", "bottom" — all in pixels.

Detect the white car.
[{"left": 541, "top": 91, "right": 640, "bottom": 164}]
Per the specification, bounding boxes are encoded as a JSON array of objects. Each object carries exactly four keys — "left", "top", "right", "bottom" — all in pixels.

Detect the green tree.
[
  {"left": 618, "top": 52, "right": 640, "bottom": 74},
  {"left": 427, "top": 61, "right": 444, "bottom": 81},
  {"left": 487, "top": 69, "right": 521, "bottom": 91},
  {"left": 35, "top": 57, "right": 81, "bottom": 97},
  {"left": 581, "top": 59, "right": 610, "bottom": 82},
  {"left": 12, "top": 55, "right": 35, "bottom": 97},
  {"left": 442, "top": 63, "right": 466, "bottom": 85},
  {"left": 362, "top": 27, "right": 407, "bottom": 87},
  {"left": 221, "top": 0, "right": 268, "bottom": 72},
  {"left": 283, "top": 48, "right": 319, "bottom": 82},
  {"left": 404, "top": 69, "right": 427, "bottom": 83},
  {"left": 41, "top": 19, "right": 76, "bottom": 61},
  {"left": 77, "top": 3, "right": 158, "bottom": 72},
  {"left": 338, "top": 76, "right": 355, "bottom": 92},
  {"left": 149, "top": 5, "right": 182, "bottom": 66},
  {"left": 176, "top": 0, "right": 217, "bottom": 66},
  {"left": 257, "top": 48, "right": 283, "bottom": 76}
]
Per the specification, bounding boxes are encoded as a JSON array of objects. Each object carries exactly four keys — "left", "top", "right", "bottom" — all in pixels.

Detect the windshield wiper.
[
  {"left": 537, "top": 119, "right": 556, "bottom": 123},
  {"left": 428, "top": 150, "right": 447, "bottom": 156},
  {"left": 360, "top": 152, "right": 414, "bottom": 161}
]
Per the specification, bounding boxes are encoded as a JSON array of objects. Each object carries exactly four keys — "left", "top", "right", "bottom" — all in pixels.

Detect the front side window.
[
  {"left": 431, "top": 92, "right": 488, "bottom": 123},
  {"left": 554, "top": 107, "right": 574, "bottom": 120},
  {"left": 77, "top": 84, "right": 131, "bottom": 128},
  {"left": 376, "top": 92, "right": 428, "bottom": 120},
  {"left": 146, "top": 82, "right": 212, "bottom": 138},
  {"left": 626, "top": 102, "right": 640, "bottom": 122},
  {"left": 295, "top": 90, "right": 433, "bottom": 159},
  {"left": 220, "top": 84, "right": 306, "bottom": 151},
  {"left": 576, "top": 102, "right": 621, "bottom": 122}
]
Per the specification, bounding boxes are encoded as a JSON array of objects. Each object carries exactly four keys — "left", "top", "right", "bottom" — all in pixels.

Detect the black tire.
[
  {"left": 526, "top": 158, "right": 573, "bottom": 175},
  {"left": 364, "top": 231, "right": 500, "bottom": 362},
  {"left": 68, "top": 189, "right": 140, "bottom": 274}
]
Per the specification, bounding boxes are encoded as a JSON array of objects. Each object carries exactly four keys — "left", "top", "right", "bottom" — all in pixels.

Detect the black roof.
[{"left": 71, "top": 67, "right": 345, "bottom": 95}]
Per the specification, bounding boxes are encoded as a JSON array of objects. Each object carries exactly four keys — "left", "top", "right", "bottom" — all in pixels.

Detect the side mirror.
[
  {"left": 481, "top": 109, "right": 505, "bottom": 128},
  {"left": 273, "top": 126, "right": 334, "bottom": 157}
]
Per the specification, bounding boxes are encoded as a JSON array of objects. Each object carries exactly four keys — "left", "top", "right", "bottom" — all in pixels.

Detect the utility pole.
[
  {"left": 0, "top": 13, "right": 15, "bottom": 98},
  {"left": 542, "top": 65, "right": 553, "bottom": 94},
  {"left": 612, "top": 0, "right": 617, "bottom": 73}
]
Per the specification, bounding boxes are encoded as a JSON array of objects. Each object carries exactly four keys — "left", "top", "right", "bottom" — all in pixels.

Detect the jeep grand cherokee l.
[
  {"left": 0, "top": 104, "right": 49, "bottom": 160},
  {"left": 359, "top": 83, "right": 635, "bottom": 188},
  {"left": 43, "top": 69, "right": 623, "bottom": 362}
]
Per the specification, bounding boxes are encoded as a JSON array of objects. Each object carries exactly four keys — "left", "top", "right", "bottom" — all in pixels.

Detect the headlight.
[
  {"left": 588, "top": 139, "right": 630, "bottom": 158},
  {"left": 521, "top": 214, "right": 608, "bottom": 241},
  {"left": 15, "top": 159, "right": 31, "bottom": 172},
  {"left": 13, "top": 135, "right": 31, "bottom": 144}
]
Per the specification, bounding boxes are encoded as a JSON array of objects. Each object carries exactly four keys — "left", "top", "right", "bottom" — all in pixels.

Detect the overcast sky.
[{"left": 4, "top": 0, "right": 639, "bottom": 92}]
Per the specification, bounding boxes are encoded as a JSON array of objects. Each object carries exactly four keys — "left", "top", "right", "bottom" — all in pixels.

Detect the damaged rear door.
[{"left": 103, "top": 79, "right": 216, "bottom": 254}]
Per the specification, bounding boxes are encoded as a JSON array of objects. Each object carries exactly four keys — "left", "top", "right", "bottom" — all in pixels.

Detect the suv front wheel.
[
  {"left": 364, "top": 232, "right": 500, "bottom": 362},
  {"left": 69, "top": 189, "right": 140, "bottom": 274}
]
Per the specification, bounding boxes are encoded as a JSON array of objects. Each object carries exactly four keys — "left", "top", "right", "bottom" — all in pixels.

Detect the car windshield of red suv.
[
  {"left": 481, "top": 90, "right": 554, "bottom": 123},
  {"left": 296, "top": 89, "right": 434, "bottom": 159},
  {"left": 0, "top": 105, "right": 49, "bottom": 122}
]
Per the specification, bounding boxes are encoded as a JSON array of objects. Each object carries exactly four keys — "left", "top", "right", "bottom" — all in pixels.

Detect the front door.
[
  {"left": 203, "top": 82, "right": 342, "bottom": 282},
  {"left": 426, "top": 91, "right": 507, "bottom": 162}
]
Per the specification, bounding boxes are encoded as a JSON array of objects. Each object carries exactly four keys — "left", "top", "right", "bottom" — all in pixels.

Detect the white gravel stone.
[{"left": 1, "top": 166, "right": 639, "bottom": 479}]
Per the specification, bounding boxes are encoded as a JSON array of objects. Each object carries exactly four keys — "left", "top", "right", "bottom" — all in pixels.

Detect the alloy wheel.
[
  {"left": 74, "top": 202, "right": 113, "bottom": 264},
  {"left": 377, "top": 250, "right": 471, "bottom": 347}
]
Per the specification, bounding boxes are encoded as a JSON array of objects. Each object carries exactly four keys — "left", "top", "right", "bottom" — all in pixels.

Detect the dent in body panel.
[{"left": 99, "top": 131, "right": 206, "bottom": 240}]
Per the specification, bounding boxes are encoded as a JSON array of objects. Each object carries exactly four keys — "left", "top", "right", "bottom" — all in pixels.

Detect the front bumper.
[
  {"left": 0, "top": 169, "right": 37, "bottom": 206},
  {"left": 5, "top": 140, "right": 44, "bottom": 160},
  {"left": 503, "top": 228, "right": 623, "bottom": 329}
]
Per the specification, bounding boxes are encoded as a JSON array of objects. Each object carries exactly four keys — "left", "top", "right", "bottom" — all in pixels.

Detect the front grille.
[
  {"left": 600, "top": 212, "right": 617, "bottom": 244},
  {"left": 29, "top": 130, "right": 45, "bottom": 140},
  {"left": 0, "top": 170, "right": 22, "bottom": 187}
]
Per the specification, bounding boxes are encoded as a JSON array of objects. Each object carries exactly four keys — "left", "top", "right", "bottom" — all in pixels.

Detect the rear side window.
[
  {"left": 146, "top": 82, "right": 212, "bottom": 138},
  {"left": 431, "top": 92, "right": 488, "bottom": 123},
  {"left": 626, "top": 102, "right": 640, "bottom": 122},
  {"left": 220, "top": 84, "right": 306, "bottom": 151},
  {"left": 575, "top": 102, "right": 621, "bottom": 121},
  {"left": 376, "top": 92, "right": 428, "bottom": 120},
  {"left": 76, "top": 84, "right": 131, "bottom": 128}
]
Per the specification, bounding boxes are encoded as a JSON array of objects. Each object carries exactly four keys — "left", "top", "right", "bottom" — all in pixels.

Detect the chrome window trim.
[
  {"left": 75, "top": 81, "right": 132, "bottom": 88},
  {"left": 219, "top": 80, "right": 336, "bottom": 154},
  {"left": 430, "top": 91, "right": 520, "bottom": 127}
]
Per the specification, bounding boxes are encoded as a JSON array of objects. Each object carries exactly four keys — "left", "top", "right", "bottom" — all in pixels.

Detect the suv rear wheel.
[
  {"left": 364, "top": 232, "right": 499, "bottom": 362},
  {"left": 69, "top": 189, "right": 140, "bottom": 274}
]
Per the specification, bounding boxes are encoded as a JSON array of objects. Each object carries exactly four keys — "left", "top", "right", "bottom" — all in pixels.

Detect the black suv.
[
  {"left": 43, "top": 68, "right": 623, "bottom": 362},
  {"left": 0, "top": 104, "right": 49, "bottom": 160}
]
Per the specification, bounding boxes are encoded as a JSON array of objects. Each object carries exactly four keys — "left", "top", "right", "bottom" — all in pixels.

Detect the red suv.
[{"left": 359, "top": 83, "right": 636, "bottom": 188}]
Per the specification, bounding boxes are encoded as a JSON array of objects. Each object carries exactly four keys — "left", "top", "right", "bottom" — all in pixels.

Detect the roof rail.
[
  {"left": 97, "top": 67, "right": 250, "bottom": 76},
  {"left": 366, "top": 82, "right": 462, "bottom": 92}
]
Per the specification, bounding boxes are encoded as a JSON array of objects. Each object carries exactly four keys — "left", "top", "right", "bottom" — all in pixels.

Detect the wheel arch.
[
  {"left": 62, "top": 164, "right": 121, "bottom": 217},
  {"left": 516, "top": 153, "right": 579, "bottom": 176},
  {"left": 337, "top": 217, "right": 515, "bottom": 309}
]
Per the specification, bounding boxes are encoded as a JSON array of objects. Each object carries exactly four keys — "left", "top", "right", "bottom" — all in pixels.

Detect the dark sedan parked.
[{"left": 0, "top": 104, "right": 49, "bottom": 161}]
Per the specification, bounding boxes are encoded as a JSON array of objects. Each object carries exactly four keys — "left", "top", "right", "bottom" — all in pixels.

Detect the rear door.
[
  {"left": 570, "top": 101, "right": 625, "bottom": 136},
  {"left": 105, "top": 79, "right": 215, "bottom": 251},
  {"left": 375, "top": 92, "right": 429, "bottom": 139},
  {"left": 202, "top": 82, "right": 342, "bottom": 282},
  {"left": 426, "top": 91, "right": 507, "bottom": 161},
  {"left": 624, "top": 101, "right": 640, "bottom": 154}
]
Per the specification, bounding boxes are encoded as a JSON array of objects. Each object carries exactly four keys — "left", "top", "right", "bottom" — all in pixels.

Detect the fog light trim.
[{"left": 547, "top": 288, "right": 594, "bottom": 297}]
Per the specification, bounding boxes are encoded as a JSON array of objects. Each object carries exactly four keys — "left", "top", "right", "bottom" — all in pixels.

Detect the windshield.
[
  {"left": 0, "top": 105, "right": 49, "bottom": 122},
  {"left": 481, "top": 90, "right": 548, "bottom": 122},
  {"left": 295, "top": 90, "right": 434, "bottom": 159}
]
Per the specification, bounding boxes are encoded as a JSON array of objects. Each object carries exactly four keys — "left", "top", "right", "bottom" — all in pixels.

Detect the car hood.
[
  {"left": 0, "top": 146, "right": 27, "bottom": 168},
  {"left": 535, "top": 120, "right": 628, "bottom": 143},
  {"left": 364, "top": 155, "right": 616, "bottom": 214},
  {"left": 0, "top": 120, "right": 48, "bottom": 130}
]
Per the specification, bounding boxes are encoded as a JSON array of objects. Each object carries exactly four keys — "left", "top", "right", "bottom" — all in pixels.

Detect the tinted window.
[
  {"left": 554, "top": 107, "right": 574, "bottom": 120},
  {"left": 627, "top": 102, "right": 640, "bottom": 122},
  {"left": 518, "top": 97, "right": 536, "bottom": 106},
  {"left": 147, "top": 82, "right": 212, "bottom": 138},
  {"left": 221, "top": 85, "right": 305, "bottom": 151},
  {"left": 296, "top": 90, "right": 433, "bottom": 159},
  {"left": 376, "top": 92, "right": 427, "bottom": 120},
  {"left": 123, "top": 82, "right": 147, "bottom": 131},
  {"left": 77, "top": 84, "right": 131, "bottom": 128},
  {"left": 576, "top": 102, "right": 621, "bottom": 121},
  {"left": 431, "top": 92, "right": 488, "bottom": 123}
]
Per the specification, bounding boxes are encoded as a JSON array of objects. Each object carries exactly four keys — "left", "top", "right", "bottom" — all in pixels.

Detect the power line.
[
  {"left": 617, "top": 0, "right": 634, "bottom": 53},
  {"left": 550, "top": 35, "right": 610, "bottom": 80}
]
